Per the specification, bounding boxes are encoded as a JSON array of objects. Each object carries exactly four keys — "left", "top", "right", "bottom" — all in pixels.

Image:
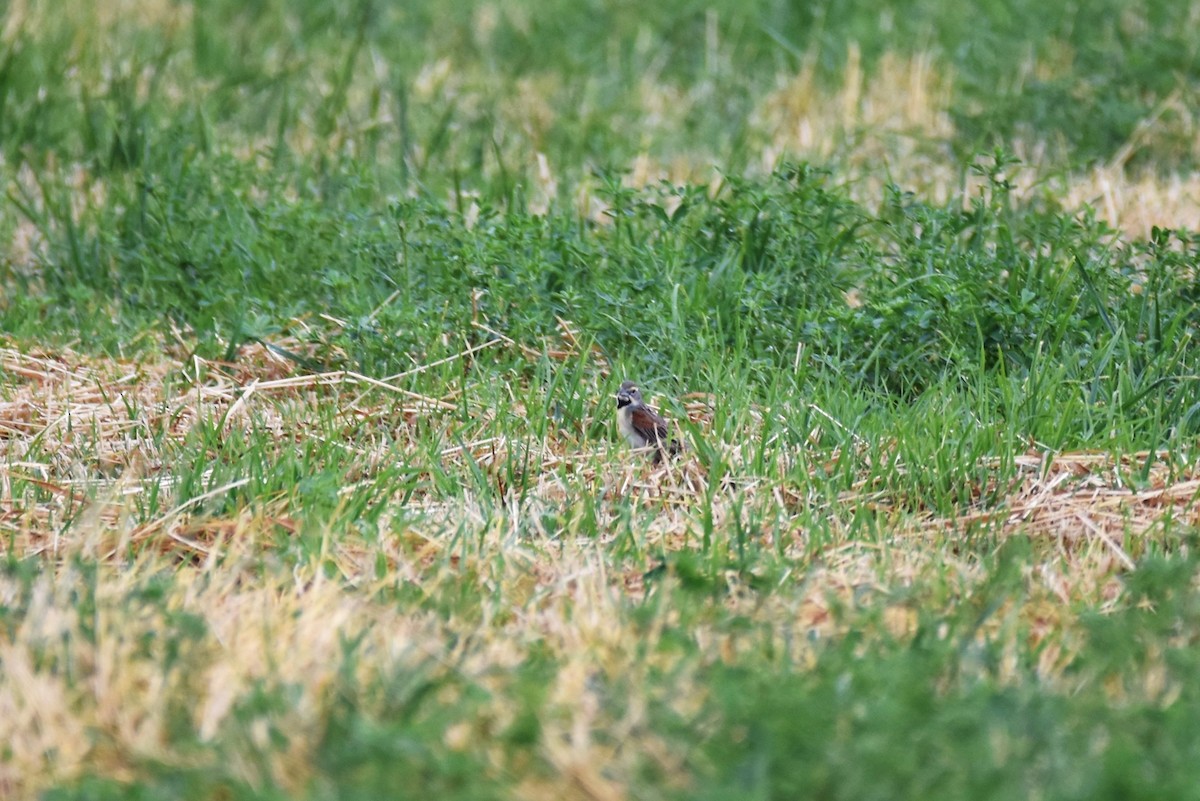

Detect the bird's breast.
[{"left": 617, "top": 407, "right": 648, "bottom": 447}]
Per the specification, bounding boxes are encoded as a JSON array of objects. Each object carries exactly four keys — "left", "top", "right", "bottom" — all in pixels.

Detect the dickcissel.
[{"left": 615, "top": 380, "right": 681, "bottom": 463}]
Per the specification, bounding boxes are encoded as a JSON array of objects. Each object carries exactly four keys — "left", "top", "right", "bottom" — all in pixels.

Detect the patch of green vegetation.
[
  {"left": 9, "top": 153, "right": 1200, "bottom": 459},
  {"left": 1, "top": 0, "right": 1197, "bottom": 189},
  {"left": 697, "top": 546, "right": 1200, "bottom": 801},
  {"left": 31, "top": 539, "right": 1200, "bottom": 801}
]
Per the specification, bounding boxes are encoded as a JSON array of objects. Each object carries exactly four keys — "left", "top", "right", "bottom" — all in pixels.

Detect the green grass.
[{"left": 4, "top": 1, "right": 1200, "bottom": 799}]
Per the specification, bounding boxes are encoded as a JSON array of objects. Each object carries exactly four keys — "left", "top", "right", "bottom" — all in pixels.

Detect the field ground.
[{"left": 4, "top": 2, "right": 1200, "bottom": 799}]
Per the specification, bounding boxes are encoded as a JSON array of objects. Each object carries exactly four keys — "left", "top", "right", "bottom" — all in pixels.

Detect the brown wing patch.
[{"left": 630, "top": 406, "right": 669, "bottom": 444}]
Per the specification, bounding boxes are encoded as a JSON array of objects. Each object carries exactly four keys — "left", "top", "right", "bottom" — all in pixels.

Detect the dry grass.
[
  {"left": 753, "top": 46, "right": 956, "bottom": 182},
  {"left": 2, "top": 334, "right": 1198, "bottom": 795},
  {"left": 1058, "top": 166, "right": 1200, "bottom": 240},
  {"left": 605, "top": 48, "right": 1200, "bottom": 240}
]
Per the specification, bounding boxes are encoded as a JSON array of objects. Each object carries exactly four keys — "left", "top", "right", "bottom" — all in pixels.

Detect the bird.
[{"left": 615, "top": 380, "right": 681, "bottom": 464}]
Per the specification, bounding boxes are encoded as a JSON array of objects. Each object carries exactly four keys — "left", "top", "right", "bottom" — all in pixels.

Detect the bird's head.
[{"left": 616, "top": 380, "right": 642, "bottom": 409}]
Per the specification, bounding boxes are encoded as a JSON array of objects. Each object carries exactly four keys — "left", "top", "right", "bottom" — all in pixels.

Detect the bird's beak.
[{"left": 615, "top": 390, "right": 632, "bottom": 408}]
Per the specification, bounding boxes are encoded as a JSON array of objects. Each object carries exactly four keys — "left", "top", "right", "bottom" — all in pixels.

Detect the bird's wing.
[{"left": 630, "top": 406, "right": 669, "bottom": 444}]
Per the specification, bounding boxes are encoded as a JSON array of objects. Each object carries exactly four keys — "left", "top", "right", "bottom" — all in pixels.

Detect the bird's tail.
[{"left": 653, "top": 437, "right": 683, "bottom": 465}]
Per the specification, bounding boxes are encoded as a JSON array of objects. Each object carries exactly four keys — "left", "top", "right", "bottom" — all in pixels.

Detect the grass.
[{"left": 4, "top": 0, "right": 1200, "bottom": 798}]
